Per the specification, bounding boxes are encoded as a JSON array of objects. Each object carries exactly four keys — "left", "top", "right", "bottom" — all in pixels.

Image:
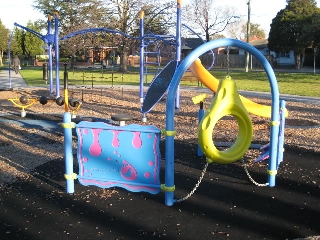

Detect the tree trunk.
[
  {"left": 0, "top": 49, "right": 3, "bottom": 66},
  {"left": 294, "top": 53, "right": 302, "bottom": 69},
  {"left": 118, "top": 49, "right": 128, "bottom": 73}
]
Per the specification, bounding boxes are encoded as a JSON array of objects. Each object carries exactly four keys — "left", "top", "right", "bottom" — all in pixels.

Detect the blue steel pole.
[
  {"left": 139, "top": 11, "right": 145, "bottom": 103},
  {"left": 164, "top": 0, "right": 183, "bottom": 206},
  {"left": 268, "top": 100, "right": 285, "bottom": 186},
  {"left": 48, "top": 15, "right": 54, "bottom": 95},
  {"left": 54, "top": 12, "right": 60, "bottom": 97},
  {"left": 198, "top": 102, "right": 204, "bottom": 156},
  {"left": 277, "top": 100, "right": 286, "bottom": 165},
  {"left": 63, "top": 112, "right": 75, "bottom": 193},
  {"left": 175, "top": 0, "right": 182, "bottom": 110}
]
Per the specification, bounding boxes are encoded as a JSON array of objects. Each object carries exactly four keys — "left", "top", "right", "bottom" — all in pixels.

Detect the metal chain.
[
  {"left": 174, "top": 155, "right": 268, "bottom": 204},
  {"left": 175, "top": 162, "right": 209, "bottom": 203},
  {"left": 241, "top": 158, "right": 268, "bottom": 187}
]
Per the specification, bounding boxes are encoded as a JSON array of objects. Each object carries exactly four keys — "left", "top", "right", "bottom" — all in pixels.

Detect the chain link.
[
  {"left": 174, "top": 156, "right": 268, "bottom": 204},
  {"left": 174, "top": 162, "right": 209, "bottom": 203},
  {"left": 241, "top": 158, "right": 268, "bottom": 187}
]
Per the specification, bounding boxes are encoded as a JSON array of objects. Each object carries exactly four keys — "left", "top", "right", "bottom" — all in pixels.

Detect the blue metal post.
[
  {"left": 175, "top": 0, "right": 182, "bottom": 110},
  {"left": 63, "top": 112, "right": 75, "bottom": 193},
  {"left": 277, "top": 100, "right": 286, "bottom": 166},
  {"left": 164, "top": 0, "right": 184, "bottom": 206},
  {"left": 54, "top": 12, "right": 60, "bottom": 97},
  {"left": 165, "top": 93, "right": 176, "bottom": 206},
  {"left": 139, "top": 11, "right": 145, "bottom": 103},
  {"left": 197, "top": 101, "right": 204, "bottom": 156},
  {"left": 48, "top": 15, "right": 54, "bottom": 95}
]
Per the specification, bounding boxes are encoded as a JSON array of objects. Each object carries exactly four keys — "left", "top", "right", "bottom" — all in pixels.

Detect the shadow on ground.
[{"left": 0, "top": 138, "right": 319, "bottom": 240}]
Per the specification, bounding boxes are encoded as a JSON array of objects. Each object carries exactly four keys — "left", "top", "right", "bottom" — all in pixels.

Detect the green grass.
[
  {"left": 17, "top": 66, "right": 155, "bottom": 86},
  {"left": 181, "top": 69, "right": 320, "bottom": 97},
  {"left": 1, "top": 65, "right": 320, "bottom": 97}
]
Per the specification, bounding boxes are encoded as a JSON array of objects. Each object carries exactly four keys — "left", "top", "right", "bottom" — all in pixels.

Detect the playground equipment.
[
  {"left": 10, "top": 0, "right": 190, "bottom": 113},
  {"left": 189, "top": 58, "right": 288, "bottom": 118},
  {"left": 139, "top": 10, "right": 177, "bottom": 103},
  {"left": 63, "top": 38, "right": 286, "bottom": 206},
  {"left": 13, "top": 13, "right": 59, "bottom": 96},
  {"left": 8, "top": 95, "right": 81, "bottom": 118},
  {"left": 139, "top": 0, "right": 212, "bottom": 110},
  {"left": 192, "top": 93, "right": 206, "bottom": 157},
  {"left": 8, "top": 64, "right": 82, "bottom": 118},
  {"left": 197, "top": 75, "right": 253, "bottom": 164}
]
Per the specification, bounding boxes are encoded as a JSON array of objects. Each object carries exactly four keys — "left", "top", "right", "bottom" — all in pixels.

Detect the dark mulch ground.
[{"left": 0, "top": 131, "right": 319, "bottom": 240}]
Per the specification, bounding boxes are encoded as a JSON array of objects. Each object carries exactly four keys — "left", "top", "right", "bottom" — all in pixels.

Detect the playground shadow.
[{"left": 0, "top": 140, "right": 319, "bottom": 240}]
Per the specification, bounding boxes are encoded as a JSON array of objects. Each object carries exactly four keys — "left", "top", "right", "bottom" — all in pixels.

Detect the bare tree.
[
  {"left": 33, "top": 0, "right": 175, "bottom": 72},
  {"left": 227, "top": 21, "right": 266, "bottom": 39},
  {"left": 227, "top": 19, "right": 246, "bottom": 39},
  {"left": 106, "top": 0, "right": 174, "bottom": 72},
  {"left": 183, "top": 0, "right": 240, "bottom": 42}
]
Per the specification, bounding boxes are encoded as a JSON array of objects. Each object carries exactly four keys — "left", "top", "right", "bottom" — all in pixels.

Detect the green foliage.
[
  {"left": 11, "top": 28, "right": 24, "bottom": 55},
  {"left": 268, "top": 0, "right": 318, "bottom": 69},
  {"left": 24, "top": 21, "right": 45, "bottom": 58},
  {"left": 241, "top": 23, "right": 266, "bottom": 39},
  {"left": 0, "top": 19, "right": 10, "bottom": 66},
  {"left": 0, "top": 19, "right": 9, "bottom": 51},
  {"left": 59, "top": 58, "right": 70, "bottom": 62},
  {"left": 311, "top": 9, "right": 320, "bottom": 47}
]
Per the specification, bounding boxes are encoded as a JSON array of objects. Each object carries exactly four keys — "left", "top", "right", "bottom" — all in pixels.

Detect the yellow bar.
[
  {"left": 64, "top": 89, "right": 69, "bottom": 112},
  {"left": 8, "top": 98, "right": 38, "bottom": 110},
  {"left": 192, "top": 93, "right": 206, "bottom": 104},
  {"left": 140, "top": 10, "right": 144, "bottom": 19},
  {"left": 160, "top": 184, "right": 175, "bottom": 192}
]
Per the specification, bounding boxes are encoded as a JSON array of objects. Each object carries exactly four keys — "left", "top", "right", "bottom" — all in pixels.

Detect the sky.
[
  {"left": 191, "top": 0, "right": 320, "bottom": 36},
  {"left": 0, "top": 0, "right": 44, "bottom": 30},
  {"left": 1, "top": 0, "right": 320, "bottom": 36}
]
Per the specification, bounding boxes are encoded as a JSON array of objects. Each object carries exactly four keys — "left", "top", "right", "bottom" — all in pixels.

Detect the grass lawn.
[
  {"left": 183, "top": 70, "right": 320, "bottom": 97},
  {"left": 2, "top": 65, "right": 320, "bottom": 97}
]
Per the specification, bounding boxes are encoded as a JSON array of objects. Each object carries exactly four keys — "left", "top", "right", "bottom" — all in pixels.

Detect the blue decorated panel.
[{"left": 76, "top": 122, "right": 161, "bottom": 194}]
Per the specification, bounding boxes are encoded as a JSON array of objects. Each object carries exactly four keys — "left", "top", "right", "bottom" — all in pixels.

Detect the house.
[
  {"left": 181, "top": 37, "right": 205, "bottom": 57},
  {"left": 181, "top": 37, "right": 215, "bottom": 67},
  {"left": 181, "top": 36, "right": 298, "bottom": 68},
  {"left": 240, "top": 36, "right": 295, "bottom": 66}
]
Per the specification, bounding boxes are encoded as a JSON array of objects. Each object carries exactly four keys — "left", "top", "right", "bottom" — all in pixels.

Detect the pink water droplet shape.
[
  {"left": 89, "top": 129, "right": 103, "bottom": 156},
  {"left": 132, "top": 132, "right": 142, "bottom": 149},
  {"left": 111, "top": 130, "right": 120, "bottom": 148}
]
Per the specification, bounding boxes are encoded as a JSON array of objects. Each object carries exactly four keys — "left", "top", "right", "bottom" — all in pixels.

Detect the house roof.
[
  {"left": 249, "top": 39, "right": 268, "bottom": 49},
  {"left": 242, "top": 36, "right": 268, "bottom": 49},
  {"left": 180, "top": 36, "right": 269, "bottom": 52},
  {"left": 181, "top": 38, "right": 204, "bottom": 50}
]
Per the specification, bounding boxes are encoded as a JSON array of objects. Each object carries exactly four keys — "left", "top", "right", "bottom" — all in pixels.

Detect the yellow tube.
[{"left": 189, "top": 59, "right": 288, "bottom": 118}]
